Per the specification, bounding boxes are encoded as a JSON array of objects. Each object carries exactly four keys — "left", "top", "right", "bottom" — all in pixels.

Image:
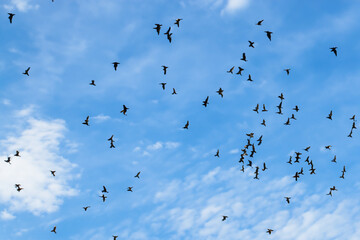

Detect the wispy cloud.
[{"left": 3, "top": 0, "right": 39, "bottom": 12}]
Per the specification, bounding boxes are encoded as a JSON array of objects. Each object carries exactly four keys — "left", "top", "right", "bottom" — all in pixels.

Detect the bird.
[
  {"left": 241, "top": 53, "right": 247, "bottom": 62},
  {"left": 348, "top": 130, "right": 353, "bottom": 138},
  {"left": 327, "top": 110, "right": 333, "bottom": 120},
  {"left": 102, "top": 186, "right": 108, "bottom": 193},
  {"left": 222, "top": 215, "right": 228, "bottom": 221},
  {"left": 256, "top": 20, "right": 264, "bottom": 25},
  {"left": 4, "top": 157, "right": 11, "bottom": 164},
  {"left": 227, "top": 66, "right": 234, "bottom": 74},
  {"left": 127, "top": 187, "right": 133, "bottom": 192},
  {"left": 293, "top": 105, "right": 299, "bottom": 112},
  {"left": 8, "top": 13, "right": 15, "bottom": 24},
  {"left": 161, "top": 65, "right": 168, "bottom": 75},
  {"left": 261, "top": 119, "right": 266, "bottom": 126},
  {"left": 134, "top": 172, "right": 141, "bottom": 178},
  {"left": 50, "top": 170, "right": 56, "bottom": 176},
  {"left": 202, "top": 96, "right": 209, "bottom": 107},
  {"left": 247, "top": 74, "right": 253, "bottom": 82},
  {"left": 214, "top": 149, "right": 220, "bottom": 157},
  {"left": 262, "top": 104, "right": 268, "bottom": 112},
  {"left": 331, "top": 155, "right": 337, "bottom": 163},
  {"left": 100, "top": 194, "right": 107, "bottom": 202},
  {"left": 108, "top": 135, "right": 114, "bottom": 142},
  {"left": 153, "top": 24, "right": 162, "bottom": 35},
  {"left": 284, "top": 118, "right": 290, "bottom": 125},
  {"left": 342, "top": 166, "right": 346, "bottom": 173},
  {"left": 14, "top": 151, "right": 20, "bottom": 157},
  {"left": 166, "top": 33, "right": 172, "bottom": 43},
  {"left": 278, "top": 93, "right": 284, "bottom": 101},
  {"left": 266, "top": 229, "right": 274, "bottom": 235},
  {"left": 113, "top": 236, "right": 118, "bottom": 240},
  {"left": 51, "top": 226, "right": 57, "bottom": 234},
  {"left": 110, "top": 142, "right": 115, "bottom": 148},
  {"left": 284, "top": 69, "right": 290, "bottom": 75},
  {"left": 293, "top": 172, "right": 299, "bottom": 181},
  {"left": 112, "top": 62, "right": 120, "bottom": 71},
  {"left": 240, "top": 165, "right": 245, "bottom": 172},
  {"left": 262, "top": 162, "right": 268, "bottom": 171},
  {"left": 290, "top": 114, "right": 297, "bottom": 120},
  {"left": 216, "top": 88, "right": 224, "bottom": 98},
  {"left": 352, "top": 122, "right": 356, "bottom": 129},
  {"left": 330, "top": 186, "right": 338, "bottom": 191},
  {"left": 23, "top": 67, "right": 30, "bottom": 76},
  {"left": 83, "top": 206, "right": 90, "bottom": 211},
  {"left": 248, "top": 40, "right": 255, "bottom": 48},
  {"left": 15, "top": 185, "right": 23, "bottom": 192},
  {"left": 327, "top": 190, "right": 332, "bottom": 197},
  {"left": 174, "top": 18, "right": 182, "bottom": 27},
  {"left": 82, "top": 116, "right": 89, "bottom": 126},
  {"left": 236, "top": 67, "right": 244, "bottom": 75},
  {"left": 253, "top": 104, "right": 259, "bottom": 113},
  {"left": 257, "top": 135, "right": 263, "bottom": 146},
  {"left": 287, "top": 156, "right": 292, "bottom": 164},
  {"left": 172, "top": 88, "right": 177, "bottom": 95},
  {"left": 160, "top": 83, "right": 166, "bottom": 90},
  {"left": 350, "top": 115, "right": 356, "bottom": 121},
  {"left": 246, "top": 132, "right": 254, "bottom": 138},
  {"left": 325, "top": 145, "right": 332, "bottom": 150},
  {"left": 89, "top": 80, "right": 96, "bottom": 86},
  {"left": 120, "top": 105, "right": 129, "bottom": 115},
  {"left": 304, "top": 146, "right": 311, "bottom": 152},
  {"left": 164, "top": 27, "right": 171, "bottom": 38},
  {"left": 285, "top": 197, "right": 291, "bottom": 204},
  {"left": 183, "top": 121, "right": 189, "bottom": 129},
  {"left": 330, "top": 47, "right": 338, "bottom": 56},
  {"left": 265, "top": 31, "right": 273, "bottom": 41}
]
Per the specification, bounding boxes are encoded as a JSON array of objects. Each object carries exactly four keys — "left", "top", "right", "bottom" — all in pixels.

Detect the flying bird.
[
  {"left": 174, "top": 18, "right": 182, "bottom": 27},
  {"left": 161, "top": 65, "right": 168, "bottom": 75},
  {"left": 183, "top": 120, "right": 189, "bottom": 129},
  {"left": 236, "top": 67, "right": 244, "bottom": 75},
  {"left": 100, "top": 194, "right": 107, "bottom": 202},
  {"left": 327, "top": 110, "right": 333, "bottom": 120},
  {"left": 325, "top": 145, "right": 332, "bottom": 150},
  {"left": 153, "top": 24, "right": 162, "bottom": 35},
  {"left": 127, "top": 187, "right": 133, "bottom": 192},
  {"left": 134, "top": 171, "right": 141, "bottom": 178},
  {"left": 8, "top": 13, "right": 15, "bottom": 24},
  {"left": 160, "top": 83, "right": 166, "bottom": 90},
  {"left": 227, "top": 66, "right": 234, "bottom": 74},
  {"left": 89, "top": 80, "right": 96, "bottom": 86},
  {"left": 262, "top": 104, "right": 268, "bottom": 112},
  {"left": 262, "top": 162, "right": 268, "bottom": 171},
  {"left": 172, "top": 88, "right": 177, "bottom": 95},
  {"left": 330, "top": 47, "right": 337, "bottom": 56},
  {"left": 253, "top": 104, "right": 259, "bottom": 113},
  {"left": 247, "top": 74, "right": 253, "bottom": 82},
  {"left": 222, "top": 215, "right": 228, "bottom": 221},
  {"left": 82, "top": 116, "right": 89, "bottom": 126},
  {"left": 108, "top": 135, "right": 114, "bottom": 142},
  {"left": 248, "top": 41, "right": 255, "bottom": 48},
  {"left": 83, "top": 206, "right": 90, "bottom": 211},
  {"left": 290, "top": 114, "right": 297, "bottom": 120},
  {"left": 102, "top": 186, "right": 108, "bottom": 193},
  {"left": 216, "top": 88, "right": 224, "bottom": 98},
  {"left": 214, "top": 149, "right": 220, "bottom": 157},
  {"left": 120, "top": 105, "right": 129, "bottom": 115},
  {"left": 50, "top": 170, "right": 56, "bottom": 176},
  {"left": 14, "top": 151, "right": 20, "bottom": 157},
  {"left": 23, "top": 67, "right": 30, "bottom": 76},
  {"left": 51, "top": 226, "right": 57, "bottom": 234},
  {"left": 113, "top": 236, "right": 118, "bottom": 240},
  {"left": 202, "top": 96, "right": 209, "bottom": 107},
  {"left": 285, "top": 197, "right": 291, "bottom": 204},
  {"left": 293, "top": 105, "right": 299, "bottom": 112},
  {"left": 284, "top": 69, "right": 290, "bottom": 75},
  {"left": 304, "top": 146, "right": 310, "bottom": 152},
  {"left": 4, "top": 157, "right": 11, "bottom": 164},
  {"left": 265, "top": 31, "right": 272, "bottom": 41},
  {"left": 256, "top": 20, "right": 264, "bottom": 25},
  {"left": 267, "top": 229, "right": 274, "bottom": 235},
  {"left": 278, "top": 93, "right": 284, "bottom": 101},
  {"left": 261, "top": 119, "right": 266, "bottom": 126},
  {"left": 241, "top": 53, "right": 247, "bottom": 62},
  {"left": 112, "top": 62, "right": 120, "bottom": 71}
]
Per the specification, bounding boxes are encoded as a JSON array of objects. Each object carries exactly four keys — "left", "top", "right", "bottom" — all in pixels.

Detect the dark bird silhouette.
[
  {"left": 330, "top": 186, "right": 338, "bottom": 191},
  {"left": 299, "top": 167, "right": 304, "bottom": 175},
  {"left": 108, "top": 135, "right": 114, "bottom": 142},
  {"left": 89, "top": 80, "right": 96, "bottom": 86},
  {"left": 23, "top": 67, "right": 30, "bottom": 76},
  {"left": 216, "top": 88, "right": 224, "bottom": 98},
  {"left": 110, "top": 142, "right": 115, "bottom": 148},
  {"left": 340, "top": 172, "right": 345, "bottom": 179},
  {"left": 167, "top": 33, "right": 173, "bottom": 43},
  {"left": 293, "top": 172, "right": 299, "bottom": 181},
  {"left": 15, "top": 184, "right": 23, "bottom": 192},
  {"left": 8, "top": 13, "right": 15, "bottom": 24},
  {"left": 325, "top": 145, "right": 332, "bottom": 150},
  {"left": 284, "top": 118, "right": 290, "bottom": 125},
  {"left": 287, "top": 156, "right": 292, "bottom": 164},
  {"left": 102, "top": 186, "right": 108, "bottom": 193},
  {"left": 4, "top": 157, "right": 11, "bottom": 164},
  {"left": 304, "top": 146, "right": 310, "bottom": 152},
  {"left": 327, "top": 190, "right": 332, "bottom": 197},
  {"left": 262, "top": 162, "right": 268, "bottom": 171},
  {"left": 183, "top": 120, "right": 189, "bottom": 129},
  {"left": 350, "top": 115, "right": 356, "bottom": 121},
  {"left": 246, "top": 132, "right": 254, "bottom": 138},
  {"left": 293, "top": 105, "right": 299, "bottom": 112},
  {"left": 112, "top": 62, "right": 120, "bottom": 71},
  {"left": 247, "top": 160, "right": 253, "bottom": 168},
  {"left": 14, "top": 151, "right": 20, "bottom": 157},
  {"left": 330, "top": 47, "right": 337, "bottom": 56},
  {"left": 120, "top": 105, "right": 129, "bottom": 115},
  {"left": 134, "top": 171, "right": 141, "bottom": 178},
  {"left": 214, "top": 149, "right": 220, "bottom": 158},
  {"left": 265, "top": 31, "right": 273, "bottom": 41},
  {"left": 83, "top": 206, "right": 90, "bottom": 211},
  {"left": 161, "top": 65, "right": 168, "bottom": 75},
  {"left": 172, "top": 88, "right": 177, "bottom": 95},
  {"left": 257, "top": 135, "right": 263, "bottom": 146},
  {"left": 285, "top": 197, "right": 291, "bottom": 204},
  {"left": 348, "top": 130, "right": 353, "bottom": 138},
  {"left": 82, "top": 116, "right": 89, "bottom": 126},
  {"left": 100, "top": 194, "right": 107, "bottom": 202},
  {"left": 247, "top": 74, "right": 253, "bottom": 82},
  {"left": 327, "top": 110, "right": 333, "bottom": 120},
  {"left": 331, "top": 155, "right": 337, "bottom": 163},
  {"left": 174, "top": 18, "right": 182, "bottom": 27},
  {"left": 222, "top": 215, "right": 228, "bottom": 221},
  {"left": 278, "top": 93, "right": 284, "bottom": 101},
  {"left": 127, "top": 187, "right": 133, "bottom": 192},
  {"left": 202, "top": 96, "right": 209, "bottom": 107},
  {"left": 248, "top": 40, "right": 255, "bottom": 48},
  {"left": 164, "top": 27, "right": 172, "bottom": 42},
  {"left": 290, "top": 114, "right": 297, "bottom": 120},
  {"left": 236, "top": 67, "right": 244, "bottom": 75},
  {"left": 262, "top": 104, "right": 268, "bottom": 112},
  {"left": 284, "top": 69, "right": 290, "bottom": 75},
  {"left": 51, "top": 226, "right": 57, "bottom": 234},
  {"left": 113, "top": 236, "right": 118, "bottom": 240},
  {"left": 253, "top": 104, "right": 259, "bottom": 113},
  {"left": 261, "top": 119, "right": 266, "bottom": 126},
  {"left": 50, "top": 170, "right": 56, "bottom": 176},
  {"left": 227, "top": 66, "right": 234, "bottom": 74},
  {"left": 310, "top": 167, "right": 316, "bottom": 175},
  {"left": 267, "top": 229, "right": 274, "bottom": 235},
  {"left": 352, "top": 121, "right": 356, "bottom": 130},
  {"left": 241, "top": 53, "right": 247, "bottom": 62},
  {"left": 256, "top": 20, "right": 264, "bottom": 25},
  {"left": 160, "top": 83, "right": 166, "bottom": 90},
  {"left": 153, "top": 24, "right": 162, "bottom": 35},
  {"left": 342, "top": 166, "right": 346, "bottom": 173}
]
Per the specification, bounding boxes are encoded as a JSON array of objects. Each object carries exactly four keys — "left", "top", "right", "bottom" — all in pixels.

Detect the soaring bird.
[
  {"left": 110, "top": 142, "right": 115, "bottom": 148},
  {"left": 284, "top": 118, "right": 290, "bottom": 125},
  {"left": 120, "top": 105, "right": 129, "bottom": 115},
  {"left": 89, "top": 80, "right": 96, "bottom": 86},
  {"left": 113, "top": 236, "right": 118, "bottom": 240},
  {"left": 236, "top": 67, "right": 244, "bottom": 75},
  {"left": 265, "top": 31, "right": 273, "bottom": 41},
  {"left": 134, "top": 171, "right": 141, "bottom": 178},
  {"left": 161, "top": 65, "right": 168, "bottom": 75},
  {"left": 51, "top": 226, "right": 57, "bottom": 234},
  {"left": 293, "top": 105, "right": 299, "bottom": 112},
  {"left": 82, "top": 116, "right": 89, "bottom": 126},
  {"left": 278, "top": 93, "right": 284, "bottom": 101},
  {"left": 172, "top": 88, "right": 177, "bottom": 95},
  {"left": 8, "top": 13, "right": 15, "bottom": 24},
  {"left": 100, "top": 194, "right": 107, "bottom": 202},
  {"left": 304, "top": 146, "right": 310, "bottom": 152},
  {"left": 164, "top": 27, "right": 172, "bottom": 40},
  {"left": 284, "top": 68, "right": 290, "bottom": 75},
  {"left": 261, "top": 119, "right": 266, "bottom": 126},
  {"left": 262, "top": 162, "right": 268, "bottom": 171},
  {"left": 285, "top": 197, "right": 291, "bottom": 204},
  {"left": 262, "top": 104, "right": 268, "bottom": 112},
  {"left": 202, "top": 96, "right": 209, "bottom": 107},
  {"left": 331, "top": 155, "right": 337, "bottom": 163},
  {"left": 247, "top": 74, "right": 253, "bottom": 82},
  {"left": 108, "top": 135, "right": 114, "bottom": 142},
  {"left": 327, "top": 110, "right": 333, "bottom": 120},
  {"left": 248, "top": 40, "right": 255, "bottom": 48},
  {"left": 266, "top": 229, "right": 274, "bottom": 235},
  {"left": 216, "top": 88, "right": 224, "bottom": 98},
  {"left": 330, "top": 47, "right": 337, "bottom": 56},
  {"left": 325, "top": 145, "right": 332, "bottom": 150},
  {"left": 183, "top": 120, "right": 189, "bottom": 129},
  {"left": 23, "top": 67, "right": 30, "bottom": 76},
  {"left": 214, "top": 149, "right": 220, "bottom": 157},
  {"left": 160, "top": 83, "right": 166, "bottom": 90},
  {"left": 253, "top": 104, "right": 259, "bottom": 113},
  {"left": 153, "top": 24, "right": 162, "bottom": 35},
  {"left": 241, "top": 53, "right": 247, "bottom": 62},
  {"left": 256, "top": 20, "right": 264, "bottom": 25},
  {"left": 222, "top": 216, "right": 228, "bottom": 221},
  {"left": 290, "top": 114, "right": 297, "bottom": 120},
  {"left": 227, "top": 66, "right": 234, "bottom": 74},
  {"left": 83, "top": 206, "right": 90, "bottom": 211},
  {"left": 174, "top": 18, "right": 182, "bottom": 27},
  {"left": 102, "top": 186, "right": 108, "bottom": 193},
  {"left": 4, "top": 157, "right": 11, "bottom": 164},
  {"left": 14, "top": 151, "right": 20, "bottom": 157},
  {"left": 112, "top": 62, "right": 120, "bottom": 71},
  {"left": 50, "top": 170, "right": 56, "bottom": 176},
  {"left": 127, "top": 187, "right": 133, "bottom": 192}
]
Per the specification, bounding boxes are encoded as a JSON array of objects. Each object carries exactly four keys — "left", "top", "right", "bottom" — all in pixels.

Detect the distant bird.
[
  {"left": 23, "top": 67, "right": 30, "bottom": 76},
  {"left": 82, "top": 116, "right": 89, "bottom": 126},
  {"left": 222, "top": 215, "right": 228, "bottom": 221},
  {"left": 89, "top": 80, "right": 96, "bottom": 86},
  {"left": 284, "top": 118, "right": 290, "bottom": 125},
  {"left": 113, "top": 236, "right": 118, "bottom": 240},
  {"left": 350, "top": 115, "right": 356, "bottom": 121},
  {"left": 110, "top": 142, "right": 115, "bottom": 148},
  {"left": 265, "top": 31, "right": 273, "bottom": 41},
  {"left": 327, "top": 110, "right": 333, "bottom": 120},
  {"left": 15, "top": 185, "right": 23, "bottom": 192},
  {"left": 8, "top": 13, "right": 15, "bottom": 24},
  {"left": 293, "top": 172, "right": 299, "bottom": 181},
  {"left": 262, "top": 104, "right": 268, "bottom": 112},
  {"left": 326, "top": 190, "right": 332, "bottom": 197},
  {"left": 287, "top": 156, "right": 292, "bottom": 164},
  {"left": 172, "top": 88, "right": 177, "bottom": 95},
  {"left": 183, "top": 120, "right": 189, "bottom": 129},
  {"left": 4, "top": 157, "right": 11, "bottom": 164},
  {"left": 284, "top": 69, "right": 290, "bottom": 75},
  {"left": 248, "top": 41, "right": 255, "bottom": 48},
  {"left": 108, "top": 135, "right": 114, "bottom": 142},
  {"left": 293, "top": 105, "right": 299, "bottom": 112},
  {"left": 240, "top": 165, "right": 245, "bottom": 172},
  {"left": 285, "top": 197, "right": 291, "bottom": 204},
  {"left": 51, "top": 226, "right": 57, "bottom": 234},
  {"left": 160, "top": 83, "right": 166, "bottom": 90},
  {"left": 216, "top": 88, "right": 224, "bottom": 98},
  {"left": 330, "top": 47, "right": 338, "bottom": 56},
  {"left": 112, "top": 62, "right": 120, "bottom": 71},
  {"left": 161, "top": 65, "right": 168, "bottom": 75},
  {"left": 153, "top": 24, "right": 162, "bottom": 35},
  {"left": 348, "top": 130, "right": 353, "bottom": 138},
  {"left": 164, "top": 27, "right": 172, "bottom": 41},
  {"left": 304, "top": 146, "right": 311, "bottom": 152},
  {"left": 214, "top": 149, "right": 220, "bottom": 157},
  {"left": 331, "top": 155, "right": 337, "bottom": 163},
  {"left": 343, "top": 166, "right": 346, "bottom": 173},
  {"left": 246, "top": 132, "right": 254, "bottom": 138},
  {"left": 202, "top": 96, "right": 209, "bottom": 107},
  {"left": 83, "top": 206, "right": 90, "bottom": 211},
  {"left": 262, "top": 162, "right": 268, "bottom": 171},
  {"left": 134, "top": 171, "right": 141, "bottom": 178},
  {"left": 102, "top": 186, "right": 108, "bottom": 193},
  {"left": 325, "top": 145, "right": 332, "bottom": 150},
  {"left": 241, "top": 53, "right": 247, "bottom": 62},
  {"left": 120, "top": 105, "right": 129, "bottom": 115},
  {"left": 253, "top": 104, "right": 259, "bottom": 113},
  {"left": 256, "top": 20, "right": 264, "bottom": 25},
  {"left": 290, "top": 114, "right": 297, "bottom": 120},
  {"left": 257, "top": 135, "right": 263, "bottom": 146},
  {"left": 236, "top": 67, "right": 244, "bottom": 75},
  {"left": 247, "top": 74, "right": 253, "bottom": 82},
  {"left": 261, "top": 119, "right": 266, "bottom": 126},
  {"left": 14, "top": 151, "right": 20, "bottom": 157},
  {"left": 278, "top": 93, "right": 284, "bottom": 101},
  {"left": 100, "top": 194, "right": 107, "bottom": 202},
  {"left": 127, "top": 187, "right": 133, "bottom": 192},
  {"left": 174, "top": 18, "right": 182, "bottom": 27},
  {"left": 266, "top": 229, "right": 274, "bottom": 235},
  {"left": 330, "top": 186, "right": 337, "bottom": 191},
  {"left": 227, "top": 66, "right": 234, "bottom": 74},
  {"left": 50, "top": 170, "right": 56, "bottom": 176}
]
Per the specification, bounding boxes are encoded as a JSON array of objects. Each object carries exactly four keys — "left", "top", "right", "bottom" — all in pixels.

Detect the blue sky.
[{"left": 1, "top": 0, "right": 360, "bottom": 239}]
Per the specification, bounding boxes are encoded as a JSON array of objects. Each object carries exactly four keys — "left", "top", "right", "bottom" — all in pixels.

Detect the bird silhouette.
[
  {"left": 160, "top": 83, "right": 166, "bottom": 90},
  {"left": 4, "top": 157, "right": 11, "bottom": 164},
  {"left": 113, "top": 236, "right": 118, "bottom": 240},
  {"left": 183, "top": 120, "right": 189, "bottom": 129},
  {"left": 285, "top": 197, "right": 291, "bottom": 204},
  {"left": 172, "top": 88, "right": 177, "bottom": 95},
  {"left": 174, "top": 18, "right": 182, "bottom": 27},
  {"left": 153, "top": 24, "right": 162, "bottom": 35},
  {"left": 247, "top": 74, "right": 253, "bottom": 82},
  {"left": 51, "top": 226, "right": 57, "bottom": 234},
  {"left": 23, "top": 67, "right": 30, "bottom": 76},
  {"left": 216, "top": 88, "right": 224, "bottom": 98},
  {"left": 214, "top": 149, "right": 220, "bottom": 157},
  {"left": 253, "top": 104, "right": 259, "bottom": 113},
  {"left": 262, "top": 162, "right": 268, "bottom": 171},
  {"left": 89, "top": 80, "right": 96, "bottom": 86},
  {"left": 327, "top": 110, "right": 333, "bottom": 120},
  {"left": 261, "top": 119, "right": 266, "bottom": 126},
  {"left": 325, "top": 145, "right": 332, "bottom": 150},
  {"left": 127, "top": 187, "right": 133, "bottom": 192},
  {"left": 161, "top": 65, "right": 168, "bottom": 75},
  {"left": 8, "top": 13, "right": 15, "bottom": 24},
  {"left": 236, "top": 67, "right": 244, "bottom": 75},
  {"left": 110, "top": 142, "right": 115, "bottom": 148},
  {"left": 240, "top": 165, "right": 245, "bottom": 172},
  {"left": 350, "top": 115, "right": 356, "bottom": 121},
  {"left": 278, "top": 93, "right": 284, "bottom": 101},
  {"left": 83, "top": 206, "right": 90, "bottom": 211},
  {"left": 290, "top": 114, "right": 297, "bottom": 120},
  {"left": 293, "top": 105, "right": 299, "bottom": 112},
  {"left": 287, "top": 156, "right": 292, "bottom": 164},
  {"left": 330, "top": 47, "right": 337, "bottom": 56},
  {"left": 267, "top": 229, "right": 274, "bottom": 235},
  {"left": 222, "top": 215, "right": 228, "bottom": 221},
  {"left": 82, "top": 116, "right": 89, "bottom": 126},
  {"left": 248, "top": 41, "right": 255, "bottom": 48},
  {"left": 262, "top": 104, "right": 268, "bottom": 112},
  {"left": 14, "top": 151, "right": 20, "bottom": 157},
  {"left": 120, "top": 105, "right": 129, "bottom": 115},
  {"left": 293, "top": 172, "right": 299, "bottom": 181},
  {"left": 256, "top": 20, "right": 264, "bottom": 25},
  {"left": 202, "top": 96, "right": 209, "bottom": 107},
  {"left": 102, "top": 186, "right": 108, "bottom": 193},
  {"left": 304, "top": 146, "right": 310, "bottom": 152},
  {"left": 112, "top": 62, "right": 120, "bottom": 71},
  {"left": 265, "top": 31, "right": 272, "bottom": 41},
  {"left": 257, "top": 135, "right": 263, "bottom": 145},
  {"left": 227, "top": 66, "right": 234, "bottom": 74},
  {"left": 241, "top": 53, "right": 247, "bottom": 62},
  {"left": 284, "top": 69, "right": 290, "bottom": 75},
  {"left": 331, "top": 155, "right": 337, "bottom": 163},
  {"left": 164, "top": 27, "right": 172, "bottom": 42},
  {"left": 108, "top": 135, "right": 114, "bottom": 142},
  {"left": 134, "top": 171, "right": 141, "bottom": 178},
  {"left": 100, "top": 194, "right": 107, "bottom": 202},
  {"left": 50, "top": 170, "right": 56, "bottom": 176},
  {"left": 284, "top": 118, "right": 290, "bottom": 125}
]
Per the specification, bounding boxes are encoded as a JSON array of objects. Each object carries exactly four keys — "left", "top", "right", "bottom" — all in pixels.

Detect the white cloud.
[
  {"left": 147, "top": 142, "right": 163, "bottom": 150},
  {"left": 14, "top": 105, "right": 35, "bottom": 117},
  {"left": 92, "top": 114, "right": 111, "bottom": 122},
  {"left": 0, "top": 116, "right": 78, "bottom": 216},
  {"left": 3, "top": 0, "right": 39, "bottom": 12},
  {"left": 146, "top": 141, "right": 181, "bottom": 151},
  {"left": 221, "top": 0, "right": 249, "bottom": 14},
  {"left": 2, "top": 99, "right": 11, "bottom": 106},
  {"left": 0, "top": 210, "right": 15, "bottom": 220},
  {"left": 229, "top": 148, "right": 239, "bottom": 154}
]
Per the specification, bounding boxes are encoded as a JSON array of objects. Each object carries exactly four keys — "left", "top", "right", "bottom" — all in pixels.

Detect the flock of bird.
[{"left": 4, "top": 5, "right": 353, "bottom": 238}]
